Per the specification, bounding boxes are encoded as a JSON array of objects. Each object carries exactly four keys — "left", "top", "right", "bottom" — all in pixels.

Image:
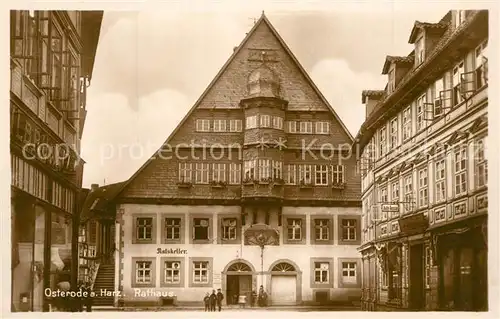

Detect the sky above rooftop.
[{"left": 81, "top": 7, "right": 449, "bottom": 187}]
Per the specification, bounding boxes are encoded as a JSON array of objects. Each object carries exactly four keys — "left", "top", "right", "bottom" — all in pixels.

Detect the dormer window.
[
  {"left": 415, "top": 37, "right": 425, "bottom": 66},
  {"left": 454, "top": 10, "right": 466, "bottom": 29},
  {"left": 387, "top": 69, "right": 395, "bottom": 94}
]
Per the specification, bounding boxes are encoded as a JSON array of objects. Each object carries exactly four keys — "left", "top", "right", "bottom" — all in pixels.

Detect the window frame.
[
  {"left": 402, "top": 106, "right": 412, "bottom": 141},
  {"left": 189, "top": 257, "right": 213, "bottom": 288},
  {"left": 283, "top": 215, "right": 306, "bottom": 245},
  {"left": 315, "top": 164, "right": 328, "bottom": 186},
  {"left": 435, "top": 158, "right": 446, "bottom": 203},
  {"left": 132, "top": 215, "right": 157, "bottom": 244},
  {"left": 160, "top": 257, "right": 185, "bottom": 288},
  {"left": 338, "top": 215, "right": 361, "bottom": 245},
  {"left": 195, "top": 163, "right": 210, "bottom": 184},
  {"left": 229, "top": 163, "right": 242, "bottom": 185},
  {"left": 217, "top": 214, "right": 241, "bottom": 245},
  {"left": 260, "top": 114, "right": 271, "bottom": 128},
  {"left": 272, "top": 116, "right": 283, "bottom": 130},
  {"left": 245, "top": 115, "right": 258, "bottom": 129},
  {"left": 196, "top": 119, "right": 211, "bottom": 132},
  {"left": 189, "top": 215, "right": 213, "bottom": 244},
  {"left": 131, "top": 257, "right": 156, "bottom": 288},
  {"left": 229, "top": 119, "right": 243, "bottom": 132},
  {"left": 454, "top": 148, "right": 468, "bottom": 196},
  {"left": 310, "top": 258, "right": 334, "bottom": 288},
  {"left": 315, "top": 121, "right": 330, "bottom": 135},
  {"left": 418, "top": 167, "right": 428, "bottom": 208},
  {"left": 286, "top": 164, "right": 297, "bottom": 185},
  {"left": 331, "top": 165, "right": 345, "bottom": 184},
  {"left": 161, "top": 214, "right": 185, "bottom": 244},
  {"left": 337, "top": 258, "right": 361, "bottom": 288},
  {"left": 178, "top": 162, "right": 193, "bottom": 183},
  {"left": 475, "top": 138, "right": 487, "bottom": 188},
  {"left": 310, "top": 216, "right": 334, "bottom": 245},
  {"left": 212, "top": 163, "right": 226, "bottom": 183},
  {"left": 299, "top": 121, "right": 313, "bottom": 134}
]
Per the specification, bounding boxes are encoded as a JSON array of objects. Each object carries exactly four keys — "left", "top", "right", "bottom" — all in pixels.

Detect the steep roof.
[
  {"left": 113, "top": 12, "right": 354, "bottom": 200},
  {"left": 80, "top": 181, "right": 125, "bottom": 222}
]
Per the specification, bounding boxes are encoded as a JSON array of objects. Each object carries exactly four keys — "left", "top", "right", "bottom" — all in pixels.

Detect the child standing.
[{"left": 203, "top": 292, "right": 210, "bottom": 312}]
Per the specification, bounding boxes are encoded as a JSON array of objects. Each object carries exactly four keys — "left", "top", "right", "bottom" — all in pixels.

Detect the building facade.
[
  {"left": 109, "top": 13, "right": 362, "bottom": 307},
  {"left": 10, "top": 10, "right": 102, "bottom": 311},
  {"left": 356, "top": 10, "right": 488, "bottom": 311}
]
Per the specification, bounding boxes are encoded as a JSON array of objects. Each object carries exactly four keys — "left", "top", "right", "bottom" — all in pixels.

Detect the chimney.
[
  {"left": 362, "top": 90, "right": 385, "bottom": 119},
  {"left": 90, "top": 184, "right": 99, "bottom": 192}
]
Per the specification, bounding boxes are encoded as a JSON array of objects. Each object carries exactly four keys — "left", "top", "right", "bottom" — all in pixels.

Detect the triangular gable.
[
  {"left": 467, "top": 115, "right": 488, "bottom": 134},
  {"left": 114, "top": 12, "right": 354, "bottom": 199}
]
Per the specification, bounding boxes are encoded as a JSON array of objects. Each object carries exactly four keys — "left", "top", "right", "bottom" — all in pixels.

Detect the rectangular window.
[
  {"left": 193, "top": 261, "right": 209, "bottom": 284},
  {"left": 195, "top": 163, "right": 209, "bottom": 184},
  {"left": 380, "top": 187, "right": 388, "bottom": 220},
  {"left": 453, "top": 61, "right": 465, "bottom": 106},
  {"left": 221, "top": 218, "right": 237, "bottom": 240},
  {"left": 229, "top": 163, "right": 241, "bottom": 184},
  {"left": 314, "top": 262, "right": 329, "bottom": 284},
  {"left": 315, "top": 164, "right": 328, "bottom": 186},
  {"left": 315, "top": 122, "right": 330, "bottom": 134},
  {"left": 435, "top": 159, "right": 446, "bottom": 202},
  {"left": 196, "top": 119, "right": 210, "bottom": 132},
  {"left": 475, "top": 139, "right": 487, "bottom": 188},
  {"left": 342, "top": 262, "right": 357, "bottom": 284},
  {"left": 287, "top": 219, "right": 302, "bottom": 240},
  {"left": 272, "top": 116, "right": 283, "bottom": 129},
  {"left": 178, "top": 163, "right": 193, "bottom": 183},
  {"left": 246, "top": 115, "right": 258, "bottom": 129},
  {"left": 418, "top": 168, "right": 428, "bottom": 208},
  {"left": 299, "top": 165, "right": 313, "bottom": 184},
  {"left": 136, "top": 218, "right": 152, "bottom": 240},
  {"left": 475, "top": 41, "right": 488, "bottom": 88},
  {"left": 258, "top": 159, "right": 271, "bottom": 180},
  {"left": 342, "top": 219, "right": 357, "bottom": 241},
  {"left": 403, "top": 175, "right": 413, "bottom": 213},
  {"left": 391, "top": 181, "right": 400, "bottom": 218},
  {"left": 415, "top": 37, "right": 425, "bottom": 65},
  {"left": 379, "top": 126, "right": 387, "bottom": 157},
  {"left": 455, "top": 10, "right": 466, "bottom": 28},
  {"left": 229, "top": 119, "right": 242, "bottom": 132},
  {"left": 402, "top": 106, "right": 412, "bottom": 141},
  {"left": 299, "top": 121, "right": 313, "bottom": 134},
  {"left": 213, "top": 119, "right": 227, "bottom": 132},
  {"left": 315, "top": 219, "right": 329, "bottom": 240},
  {"left": 288, "top": 121, "right": 297, "bottom": 133},
  {"left": 434, "top": 77, "right": 444, "bottom": 117},
  {"left": 272, "top": 161, "right": 283, "bottom": 180},
  {"left": 193, "top": 218, "right": 209, "bottom": 240},
  {"left": 424, "top": 246, "right": 432, "bottom": 288},
  {"left": 454, "top": 148, "right": 467, "bottom": 195},
  {"left": 135, "top": 261, "right": 152, "bottom": 284},
  {"left": 416, "top": 94, "right": 426, "bottom": 131},
  {"left": 286, "top": 164, "right": 296, "bottom": 185},
  {"left": 388, "top": 69, "right": 395, "bottom": 94},
  {"left": 212, "top": 163, "right": 226, "bottom": 182},
  {"left": 260, "top": 115, "right": 271, "bottom": 128},
  {"left": 165, "top": 218, "right": 181, "bottom": 240},
  {"left": 389, "top": 117, "right": 398, "bottom": 149},
  {"left": 243, "top": 160, "right": 256, "bottom": 181},
  {"left": 331, "top": 165, "right": 345, "bottom": 184},
  {"left": 164, "top": 261, "right": 181, "bottom": 284}
]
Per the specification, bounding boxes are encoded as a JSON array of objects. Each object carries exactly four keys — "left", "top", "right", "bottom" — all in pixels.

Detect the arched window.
[
  {"left": 228, "top": 262, "right": 252, "bottom": 272},
  {"left": 272, "top": 262, "right": 295, "bottom": 272}
]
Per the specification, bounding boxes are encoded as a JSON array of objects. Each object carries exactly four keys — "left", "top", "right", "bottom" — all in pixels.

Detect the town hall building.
[{"left": 93, "top": 12, "right": 362, "bottom": 307}]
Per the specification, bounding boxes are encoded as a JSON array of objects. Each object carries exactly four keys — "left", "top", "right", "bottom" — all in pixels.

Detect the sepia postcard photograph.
[{"left": 3, "top": 0, "right": 498, "bottom": 316}]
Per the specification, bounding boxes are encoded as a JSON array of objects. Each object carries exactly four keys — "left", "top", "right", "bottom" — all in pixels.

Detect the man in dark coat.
[
  {"left": 216, "top": 288, "right": 224, "bottom": 312},
  {"left": 209, "top": 290, "right": 217, "bottom": 312}
]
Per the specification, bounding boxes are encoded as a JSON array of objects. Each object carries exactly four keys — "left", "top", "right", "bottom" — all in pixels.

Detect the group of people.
[
  {"left": 203, "top": 286, "right": 268, "bottom": 311},
  {"left": 203, "top": 289, "right": 224, "bottom": 312}
]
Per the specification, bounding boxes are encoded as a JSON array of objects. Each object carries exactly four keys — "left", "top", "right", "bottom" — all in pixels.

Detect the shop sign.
[
  {"left": 156, "top": 247, "right": 188, "bottom": 255},
  {"left": 381, "top": 203, "right": 399, "bottom": 213},
  {"left": 398, "top": 212, "right": 428, "bottom": 235}
]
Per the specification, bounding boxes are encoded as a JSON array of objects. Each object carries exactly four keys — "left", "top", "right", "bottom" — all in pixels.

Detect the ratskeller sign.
[{"left": 157, "top": 248, "right": 188, "bottom": 255}]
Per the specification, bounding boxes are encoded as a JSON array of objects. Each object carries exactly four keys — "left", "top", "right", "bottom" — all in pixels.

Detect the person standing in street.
[
  {"left": 209, "top": 290, "right": 217, "bottom": 312},
  {"left": 216, "top": 289, "right": 224, "bottom": 312},
  {"left": 203, "top": 293, "right": 210, "bottom": 312}
]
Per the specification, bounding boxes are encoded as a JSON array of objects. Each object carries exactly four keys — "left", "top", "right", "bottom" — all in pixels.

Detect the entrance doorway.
[
  {"left": 223, "top": 261, "right": 255, "bottom": 306},
  {"left": 226, "top": 275, "right": 252, "bottom": 305},
  {"left": 409, "top": 244, "right": 425, "bottom": 310}
]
